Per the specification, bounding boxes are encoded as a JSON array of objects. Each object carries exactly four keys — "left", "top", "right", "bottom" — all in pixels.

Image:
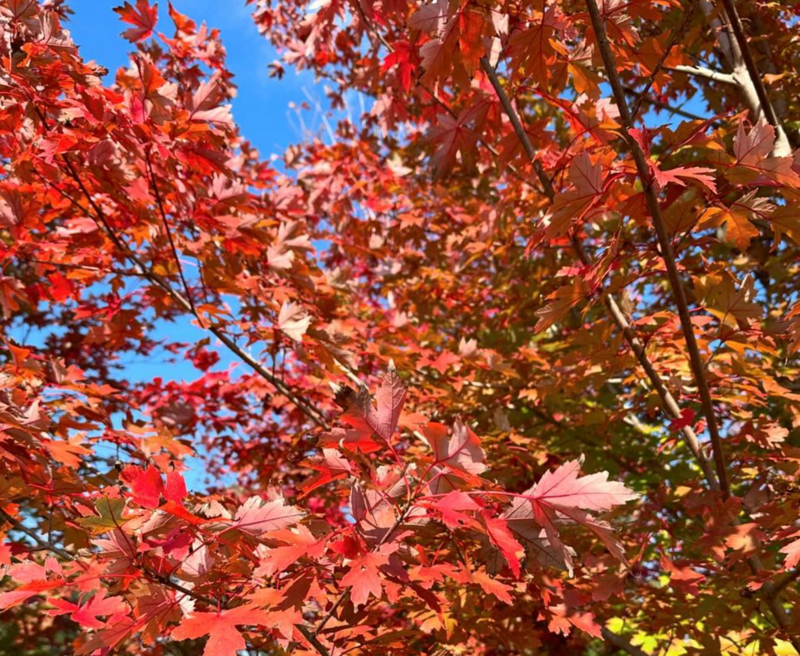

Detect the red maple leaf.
[
  {"left": 49, "top": 590, "right": 128, "bottom": 629},
  {"left": 172, "top": 606, "right": 289, "bottom": 656},
  {"left": 114, "top": 0, "right": 158, "bottom": 42},
  {"left": 121, "top": 465, "right": 187, "bottom": 509}
]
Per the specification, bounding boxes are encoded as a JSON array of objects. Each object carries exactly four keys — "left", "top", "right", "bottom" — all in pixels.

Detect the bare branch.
[{"left": 667, "top": 64, "right": 737, "bottom": 84}]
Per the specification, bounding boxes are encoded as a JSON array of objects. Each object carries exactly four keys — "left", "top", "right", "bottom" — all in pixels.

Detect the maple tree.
[{"left": 3, "top": 0, "right": 800, "bottom": 654}]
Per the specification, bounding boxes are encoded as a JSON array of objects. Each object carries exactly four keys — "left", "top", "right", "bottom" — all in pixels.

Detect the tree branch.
[
  {"left": 717, "top": 0, "right": 787, "bottom": 140},
  {"left": 311, "top": 483, "right": 416, "bottom": 638},
  {"left": 623, "top": 86, "right": 722, "bottom": 126},
  {"left": 584, "top": 0, "right": 800, "bottom": 648},
  {"left": 630, "top": 0, "right": 700, "bottom": 119},
  {"left": 584, "top": 0, "right": 730, "bottom": 496},
  {"left": 30, "top": 100, "right": 329, "bottom": 431},
  {"left": 601, "top": 627, "right": 650, "bottom": 656},
  {"left": 667, "top": 64, "right": 736, "bottom": 84},
  {"left": 50, "top": 154, "right": 330, "bottom": 431},
  {"left": 697, "top": 0, "right": 792, "bottom": 155},
  {"left": 766, "top": 566, "right": 800, "bottom": 601},
  {"left": 145, "top": 150, "right": 203, "bottom": 328},
  {"left": 0, "top": 507, "right": 77, "bottom": 563},
  {"left": 479, "top": 56, "right": 719, "bottom": 488}
]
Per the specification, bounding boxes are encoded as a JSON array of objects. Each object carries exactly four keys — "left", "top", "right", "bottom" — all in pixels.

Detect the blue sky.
[
  {"left": 67, "top": 0, "right": 323, "bottom": 157},
  {"left": 55, "top": 1, "right": 711, "bottom": 385}
]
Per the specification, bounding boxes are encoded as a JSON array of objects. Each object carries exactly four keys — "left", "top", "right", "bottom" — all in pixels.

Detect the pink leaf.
[
  {"left": 277, "top": 300, "right": 311, "bottom": 341},
  {"left": 780, "top": 536, "right": 800, "bottom": 571},
  {"left": 232, "top": 496, "right": 305, "bottom": 535},
  {"left": 371, "top": 363, "right": 407, "bottom": 441},
  {"left": 421, "top": 418, "right": 487, "bottom": 480}
]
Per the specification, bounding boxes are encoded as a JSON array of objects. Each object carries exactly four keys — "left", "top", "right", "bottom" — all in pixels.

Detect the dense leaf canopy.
[{"left": 2, "top": 0, "right": 800, "bottom": 654}]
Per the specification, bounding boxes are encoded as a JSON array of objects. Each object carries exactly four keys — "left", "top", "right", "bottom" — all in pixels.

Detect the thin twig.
[
  {"left": 630, "top": 0, "right": 700, "bottom": 119},
  {"left": 312, "top": 495, "right": 415, "bottom": 637},
  {"left": 12, "top": 256, "right": 149, "bottom": 279},
  {"left": 0, "top": 507, "right": 76, "bottom": 562},
  {"left": 30, "top": 101, "right": 329, "bottom": 430},
  {"left": 622, "top": 86, "right": 722, "bottom": 126},
  {"left": 144, "top": 150, "right": 203, "bottom": 327}
]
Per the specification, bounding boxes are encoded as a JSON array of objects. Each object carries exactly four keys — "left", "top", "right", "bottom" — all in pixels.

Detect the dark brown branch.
[
  {"left": 30, "top": 101, "right": 329, "bottom": 430},
  {"left": 480, "top": 57, "right": 556, "bottom": 198},
  {"left": 13, "top": 256, "right": 149, "bottom": 279},
  {"left": 601, "top": 627, "right": 650, "bottom": 656},
  {"left": 584, "top": 0, "right": 729, "bottom": 496},
  {"left": 478, "top": 56, "right": 718, "bottom": 487},
  {"left": 0, "top": 507, "right": 77, "bottom": 563},
  {"left": 767, "top": 566, "right": 800, "bottom": 600}
]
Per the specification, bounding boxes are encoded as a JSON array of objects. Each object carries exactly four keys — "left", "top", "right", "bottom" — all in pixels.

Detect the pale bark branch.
[
  {"left": 668, "top": 64, "right": 737, "bottom": 84},
  {"left": 717, "top": 0, "right": 790, "bottom": 153},
  {"left": 698, "top": 0, "right": 792, "bottom": 155}
]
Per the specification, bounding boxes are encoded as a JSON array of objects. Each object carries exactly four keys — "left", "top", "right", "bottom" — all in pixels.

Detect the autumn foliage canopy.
[{"left": 3, "top": 0, "right": 800, "bottom": 654}]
